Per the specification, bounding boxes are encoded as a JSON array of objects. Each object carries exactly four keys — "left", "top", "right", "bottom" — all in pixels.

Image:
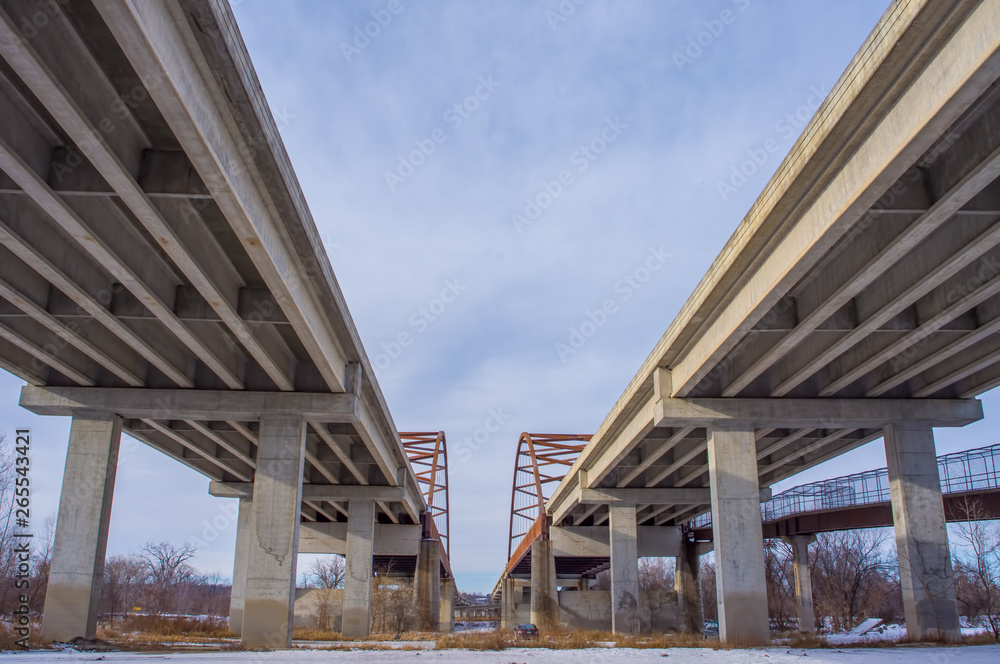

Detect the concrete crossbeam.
[
  {"left": 654, "top": 397, "right": 982, "bottom": 428},
  {"left": 551, "top": 525, "right": 682, "bottom": 558},
  {"left": 41, "top": 415, "right": 122, "bottom": 643},
  {"left": 210, "top": 481, "right": 401, "bottom": 502},
  {"left": 242, "top": 416, "right": 306, "bottom": 648},
  {"left": 609, "top": 504, "right": 641, "bottom": 634},
  {"left": 20, "top": 385, "right": 358, "bottom": 422},
  {"left": 708, "top": 423, "right": 770, "bottom": 644},
  {"left": 343, "top": 500, "right": 375, "bottom": 638},
  {"left": 884, "top": 423, "right": 961, "bottom": 641},
  {"left": 298, "top": 522, "right": 421, "bottom": 556},
  {"left": 578, "top": 486, "right": 771, "bottom": 506}
]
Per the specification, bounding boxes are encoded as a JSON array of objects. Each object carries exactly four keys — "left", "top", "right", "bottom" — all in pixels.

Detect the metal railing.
[{"left": 692, "top": 443, "right": 1000, "bottom": 527}]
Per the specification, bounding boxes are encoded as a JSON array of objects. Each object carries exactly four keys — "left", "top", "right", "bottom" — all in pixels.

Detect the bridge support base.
[
  {"left": 439, "top": 577, "right": 456, "bottom": 632},
  {"left": 610, "top": 504, "right": 641, "bottom": 633},
  {"left": 242, "top": 416, "right": 306, "bottom": 649},
  {"left": 500, "top": 577, "right": 518, "bottom": 630},
  {"left": 884, "top": 424, "right": 960, "bottom": 641},
  {"left": 228, "top": 496, "right": 252, "bottom": 636},
  {"left": 42, "top": 414, "right": 122, "bottom": 643},
  {"left": 343, "top": 500, "right": 375, "bottom": 637},
  {"left": 530, "top": 540, "right": 559, "bottom": 629},
  {"left": 783, "top": 534, "right": 816, "bottom": 634},
  {"left": 414, "top": 539, "right": 441, "bottom": 631},
  {"left": 708, "top": 423, "right": 770, "bottom": 645},
  {"left": 675, "top": 534, "right": 704, "bottom": 634}
]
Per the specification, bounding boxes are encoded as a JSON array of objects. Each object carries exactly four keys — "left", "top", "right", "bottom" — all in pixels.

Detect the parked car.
[{"left": 514, "top": 623, "right": 539, "bottom": 640}]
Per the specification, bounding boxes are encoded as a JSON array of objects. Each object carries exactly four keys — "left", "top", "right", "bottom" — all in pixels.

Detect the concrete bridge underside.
[
  {"left": 0, "top": 0, "right": 450, "bottom": 647},
  {"left": 515, "top": 0, "right": 1000, "bottom": 644}
]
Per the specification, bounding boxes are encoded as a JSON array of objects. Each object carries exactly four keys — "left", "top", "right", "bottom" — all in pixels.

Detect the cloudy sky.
[{"left": 4, "top": 0, "right": 1000, "bottom": 594}]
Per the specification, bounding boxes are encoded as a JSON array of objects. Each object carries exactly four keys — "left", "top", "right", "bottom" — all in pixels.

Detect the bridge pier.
[
  {"left": 228, "top": 496, "right": 252, "bottom": 636},
  {"left": 343, "top": 500, "right": 375, "bottom": 637},
  {"left": 707, "top": 422, "right": 770, "bottom": 645},
  {"left": 439, "top": 577, "right": 456, "bottom": 632},
  {"left": 42, "top": 414, "right": 122, "bottom": 643},
  {"left": 783, "top": 535, "right": 816, "bottom": 634},
  {"left": 500, "top": 577, "right": 519, "bottom": 630},
  {"left": 609, "top": 504, "right": 641, "bottom": 633},
  {"left": 414, "top": 538, "right": 442, "bottom": 631},
  {"left": 884, "top": 424, "right": 960, "bottom": 641},
  {"left": 530, "top": 540, "right": 559, "bottom": 629},
  {"left": 675, "top": 533, "right": 704, "bottom": 634},
  {"left": 241, "top": 416, "right": 306, "bottom": 649}
]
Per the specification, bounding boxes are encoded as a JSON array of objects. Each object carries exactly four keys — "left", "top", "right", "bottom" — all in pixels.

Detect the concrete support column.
[
  {"left": 241, "top": 416, "right": 306, "bottom": 649},
  {"left": 500, "top": 577, "right": 516, "bottom": 630},
  {"left": 609, "top": 504, "right": 640, "bottom": 634},
  {"left": 530, "top": 539, "right": 559, "bottom": 629},
  {"left": 884, "top": 423, "right": 960, "bottom": 641},
  {"left": 413, "top": 538, "right": 442, "bottom": 631},
  {"left": 782, "top": 535, "right": 816, "bottom": 634},
  {"left": 439, "top": 577, "right": 456, "bottom": 632},
  {"left": 342, "top": 500, "right": 375, "bottom": 638},
  {"left": 42, "top": 414, "right": 122, "bottom": 643},
  {"left": 228, "top": 496, "right": 252, "bottom": 636},
  {"left": 675, "top": 534, "right": 704, "bottom": 635},
  {"left": 707, "top": 422, "right": 769, "bottom": 644}
]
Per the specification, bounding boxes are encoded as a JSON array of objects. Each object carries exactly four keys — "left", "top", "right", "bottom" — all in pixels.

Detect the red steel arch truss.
[
  {"left": 507, "top": 433, "right": 590, "bottom": 566},
  {"left": 400, "top": 431, "right": 450, "bottom": 558}
]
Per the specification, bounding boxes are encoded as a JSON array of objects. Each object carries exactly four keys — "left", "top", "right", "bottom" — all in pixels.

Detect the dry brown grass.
[
  {"left": 435, "top": 628, "right": 716, "bottom": 651},
  {"left": 0, "top": 621, "right": 42, "bottom": 651}
]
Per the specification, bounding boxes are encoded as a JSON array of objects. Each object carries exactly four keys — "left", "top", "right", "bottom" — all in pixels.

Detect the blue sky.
[{"left": 5, "top": 0, "right": 1000, "bottom": 594}]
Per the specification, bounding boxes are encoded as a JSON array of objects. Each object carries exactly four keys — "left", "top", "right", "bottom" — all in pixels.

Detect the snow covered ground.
[{"left": 1, "top": 646, "right": 999, "bottom": 663}]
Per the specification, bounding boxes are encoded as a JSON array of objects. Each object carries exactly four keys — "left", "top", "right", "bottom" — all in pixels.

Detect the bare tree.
[
  {"left": 951, "top": 498, "right": 1000, "bottom": 638},
  {"left": 304, "top": 556, "right": 345, "bottom": 631},
  {"left": 369, "top": 564, "right": 412, "bottom": 635},
  {"left": 103, "top": 554, "right": 148, "bottom": 621},
  {"left": 139, "top": 541, "right": 197, "bottom": 613},
  {"left": 812, "top": 530, "right": 893, "bottom": 631},
  {"left": 763, "top": 539, "right": 796, "bottom": 630},
  {"left": 0, "top": 432, "right": 19, "bottom": 616},
  {"left": 638, "top": 557, "right": 675, "bottom": 591},
  {"left": 700, "top": 557, "right": 717, "bottom": 623}
]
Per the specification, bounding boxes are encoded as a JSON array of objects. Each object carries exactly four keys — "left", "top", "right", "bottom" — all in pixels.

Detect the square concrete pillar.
[
  {"left": 413, "top": 538, "right": 441, "bottom": 631},
  {"left": 530, "top": 539, "right": 559, "bottom": 630},
  {"left": 707, "top": 422, "right": 769, "bottom": 644},
  {"left": 228, "top": 496, "right": 252, "bottom": 636},
  {"left": 675, "top": 534, "right": 704, "bottom": 634},
  {"left": 241, "top": 416, "right": 306, "bottom": 649},
  {"left": 500, "top": 577, "right": 517, "bottom": 630},
  {"left": 439, "top": 577, "right": 456, "bottom": 632},
  {"left": 342, "top": 499, "right": 375, "bottom": 638},
  {"left": 42, "top": 414, "right": 122, "bottom": 643},
  {"left": 884, "top": 423, "right": 960, "bottom": 641},
  {"left": 609, "top": 504, "right": 640, "bottom": 634},
  {"left": 782, "top": 535, "right": 816, "bottom": 634}
]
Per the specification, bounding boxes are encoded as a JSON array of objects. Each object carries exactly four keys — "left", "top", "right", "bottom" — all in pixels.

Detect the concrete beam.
[
  {"left": 551, "top": 525, "right": 682, "bottom": 558},
  {"left": 654, "top": 397, "right": 982, "bottom": 428},
  {"left": 20, "top": 385, "right": 359, "bottom": 422},
  {"left": 209, "top": 481, "right": 402, "bottom": 502},
  {"left": 41, "top": 415, "right": 122, "bottom": 642},
  {"left": 298, "top": 522, "right": 421, "bottom": 556},
  {"left": 578, "top": 486, "right": 771, "bottom": 506}
]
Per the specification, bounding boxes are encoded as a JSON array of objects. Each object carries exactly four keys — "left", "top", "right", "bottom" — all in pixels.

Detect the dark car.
[{"left": 515, "top": 623, "right": 539, "bottom": 640}]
